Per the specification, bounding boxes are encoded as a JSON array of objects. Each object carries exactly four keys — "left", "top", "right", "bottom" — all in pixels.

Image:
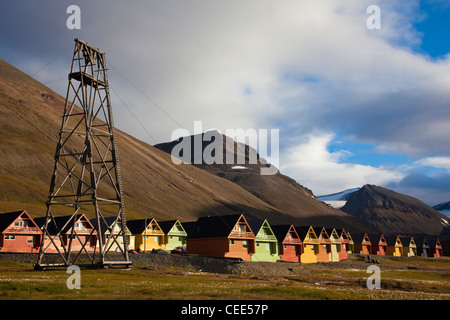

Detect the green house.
[
  {"left": 346, "top": 231, "right": 355, "bottom": 254},
  {"left": 158, "top": 220, "right": 187, "bottom": 250},
  {"left": 248, "top": 219, "right": 279, "bottom": 262}
]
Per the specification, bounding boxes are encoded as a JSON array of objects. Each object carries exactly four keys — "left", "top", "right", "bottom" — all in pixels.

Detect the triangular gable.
[
  {"left": 325, "top": 228, "right": 340, "bottom": 242},
  {"left": 158, "top": 220, "right": 187, "bottom": 236},
  {"left": 90, "top": 216, "right": 131, "bottom": 236},
  {"left": 284, "top": 225, "right": 301, "bottom": 242},
  {"left": 0, "top": 211, "right": 41, "bottom": 233},
  {"left": 74, "top": 214, "right": 94, "bottom": 230},
  {"left": 337, "top": 228, "right": 349, "bottom": 241},
  {"left": 346, "top": 232, "right": 354, "bottom": 244},
  {"left": 313, "top": 227, "right": 328, "bottom": 242},
  {"left": 229, "top": 214, "right": 255, "bottom": 239},
  {"left": 296, "top": 226, "right": 317, "bottom": 243},
  {"left": 127, "top": 218, "right": 164, "bottom": 236},
  {"left": 249, "top": 219, "right": 276, "bottom": 241},
  {"left": 379, "top": 234, "right": 387, "bottom": 245}
]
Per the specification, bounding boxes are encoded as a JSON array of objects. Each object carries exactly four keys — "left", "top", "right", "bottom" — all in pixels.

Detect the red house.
[
  {"left": 336, "top": 228, "right": 349, "bottom": 260},
  {"left": 271, "top": 225, "right": 302, "bottom": 262},
  {"left": 35, "top": 214, "right": 96, "bottom": 254},
  {"left": 0, "top": 211, "right": 42, "bottom": 253},
  {"left": 429, "top": 238, "right": 443, "bottom": 258}
]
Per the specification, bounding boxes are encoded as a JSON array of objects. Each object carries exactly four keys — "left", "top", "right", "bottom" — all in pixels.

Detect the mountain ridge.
[{"left": 341, "top": 184, "right": 449, "bottom": 235}]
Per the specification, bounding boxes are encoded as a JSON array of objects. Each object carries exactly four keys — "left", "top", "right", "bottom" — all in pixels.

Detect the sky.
[{"left": 1, "top": 0, "right": 450, "bottom": 205}]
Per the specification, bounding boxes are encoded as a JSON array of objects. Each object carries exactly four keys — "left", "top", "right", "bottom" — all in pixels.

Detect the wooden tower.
[{"left": 35, "top": 39, "right": 131, "bottom": 269}]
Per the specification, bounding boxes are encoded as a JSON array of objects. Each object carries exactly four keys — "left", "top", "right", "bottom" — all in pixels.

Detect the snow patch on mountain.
[{"left": 317, "top": 188, "right": 360, "bottom": 209}]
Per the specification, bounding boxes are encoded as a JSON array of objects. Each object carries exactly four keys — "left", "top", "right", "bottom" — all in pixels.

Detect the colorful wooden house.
[
  {"left": 353, "top": 233, "right": 372, "bottom": 255},
  {"left": 0, "top": 211, "right": 42, "bottom": 253},
  {"left": 325, "top": 228, "right": 342, "bottom": 262},
  {"left": 89, "top": 216, "right": 134, "bottom": 253},
  {"left": 385, "top": 235, "right": 403, "bottom": 256},
  {"left": 186, "top": 214, "right": 255, "bottom": 261},
  {"left": 336, "top": 228, "right": 350, "bottom": 260},
  {"left": 399, "top": 236, "right": 417, "bottom": 257},
  {"left": 158, "top": 220, "right": 187, "bottom": 251},
  {"left": 248, "top": 220, "right": 279, "bottom": 262},
  {"left": 369, "top": 233, "right": 388, "bottom": 256},
  {"left": 346, "top": 231, "right": 355, "bottom": 254},
  {"left": 312, "top": 227, "right": 330, "bottom": 263},
  {"left": 127, "top": 218, "right": 165, "bottom": 252},
  {"left": 429, "top": 238, "right": 443, "bottom": 258},
  {"left": 416, "top": 237, "right": 430, "bottom": 257},
  {"left": 272, "top": 225, "right": 302, "bottom": 263},
  {"left": 35, "top": 214, "right": 96, "bottom": 253},
  {"left": 295, "top": 226, "right": 319, "bottom": 263}
]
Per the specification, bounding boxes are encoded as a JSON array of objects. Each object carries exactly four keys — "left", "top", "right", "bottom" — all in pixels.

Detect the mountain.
[
  {"left": 317, "top": 188, "right": 360, "bottom": 209},
  {"left": 0, "top": 58, "right": 369, "bottom": 232},
  {"left": 433, "top": 201, "right": 450, "bottom": 218},
  {"left": 341, "top": 184, "right": 450, "bottom": 235},
  {"left": 154, "top": 132, "right": 370, "bottom": 231}
]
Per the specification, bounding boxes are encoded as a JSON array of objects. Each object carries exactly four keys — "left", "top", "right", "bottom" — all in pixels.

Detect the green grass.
[{"left": 0, "top": 257, "right": 449, "bottom": 300}]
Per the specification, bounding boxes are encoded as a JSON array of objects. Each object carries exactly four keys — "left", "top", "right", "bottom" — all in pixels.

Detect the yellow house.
[
  {"left": 295, "top": 226, "right": 319, "bottom": 263},
  {"left": 127, "top": 218, "right": 165, "bottom": 252},
  {"left": 400, "top": 236, "right": 417, "bottom": 257},
  {"left": 386, "top": 235, "right": 402, "bottom": 256}
]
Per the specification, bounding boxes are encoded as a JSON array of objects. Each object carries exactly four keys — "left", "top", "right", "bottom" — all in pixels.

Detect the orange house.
[
  {"left": 336, "top": 228, "right": 349, "bottom": 260},
  {"left": 353, "top": 233, "right": 372, "bottom": 255},
  {"left": 186, "top": 214, "right": 255, "bottom": 261},
  {"left": 271, "top": 225, "right": 303, "bottom": 263},
  {"left": 0, "top": 211, "right": 42, "bottom": 253},
  {"left": 313, "top": 227, "right": 331, "bottom": 263}
]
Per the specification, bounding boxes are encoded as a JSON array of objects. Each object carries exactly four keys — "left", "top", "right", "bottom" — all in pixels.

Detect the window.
[
  {"left": 243, "top": 240, "right": 248, "bottom": 248},
  {"left": 230, "top": 239, "right": 235, "bottom": 245},
  {"left": 23, "top": 221, "right": 28, "bottom": 227},
  {"left": 14, "top": 221, "right": 21, "bottom": 227},
  {"left": 27, "top": 236, "right": 34, "bottom": 243},
  {"left": 5, "top": 234, "right": 15, "bottom": 240}
]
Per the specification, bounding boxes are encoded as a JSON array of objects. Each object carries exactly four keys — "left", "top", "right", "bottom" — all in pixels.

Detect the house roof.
[
  {"left": 384, "top": 235, "right": 400, "bottom": 246},
  {"left": 35, "top": 214, "right": 92, "bottom": 234},
  {"left": 248, "top": 220, "right": 265, "bottom": 234},
  {"left": 186, "top": 214, "right": 251, "bottom": 239},
  {"left": 336, "top": 228, "right": 349, "bottom": 240},
  {"left": 89, "top": 216, "right": 129, "bottom": 235},
  {"left": 0, "top": 211, "right": 33, "bottom": 232},
  {"left": 272, "top": 225, "right": 300, "bottom": 242},
  {"left": 351, "top": 233, "right": 371, "bottom": 244},
  {"left": 158, "top": 220, "right": 187, "bottom": 235},
  {"left": 126, "top": 218, "right": 163, "bottom": 235}
]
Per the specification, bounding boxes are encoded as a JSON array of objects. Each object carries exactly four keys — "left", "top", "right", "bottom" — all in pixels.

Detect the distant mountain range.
[
  {"left": 340, "top": 184, "right": 450, "bottom": 235},
  {"left": 433, "top": 201, "right": 450, "bottom": 218}
]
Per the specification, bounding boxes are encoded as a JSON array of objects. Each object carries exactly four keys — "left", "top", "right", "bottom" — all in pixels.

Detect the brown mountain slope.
[
  {"left": 154, "top": 133, "right": 370, "bottom": 231},
  {"left": 341, "top": 184, "right": 450, "bottom": 235},
  {"left": 0, "top": 58, "right": 369, "bottom": 232}
]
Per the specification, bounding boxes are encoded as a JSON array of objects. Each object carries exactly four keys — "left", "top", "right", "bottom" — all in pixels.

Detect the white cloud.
[
  {"left": 415, "top": 157, "right": 450, "bottom": 169},
  {"left": 280, "top": 132, "right": 405, "bottom": 195}
]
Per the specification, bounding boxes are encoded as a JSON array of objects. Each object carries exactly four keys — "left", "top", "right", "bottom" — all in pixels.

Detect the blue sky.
[
  {"left": 414, "top": 1, "right": 450, "bottom": 58},
  {"left": 1, "top": 0, "right": 450, "bottom": 205}
]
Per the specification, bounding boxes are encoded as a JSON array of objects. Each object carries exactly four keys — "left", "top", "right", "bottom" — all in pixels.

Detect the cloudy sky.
[{"left": 1, "top": 0, "right": 450, "bottom": 205}]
